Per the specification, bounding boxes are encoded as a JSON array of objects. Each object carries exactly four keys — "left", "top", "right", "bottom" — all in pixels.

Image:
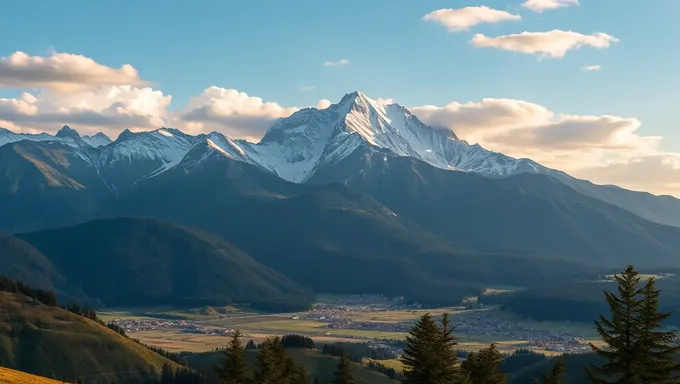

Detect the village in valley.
[{"left": 106, "top": 293, "right": 593, "bottom": 355}]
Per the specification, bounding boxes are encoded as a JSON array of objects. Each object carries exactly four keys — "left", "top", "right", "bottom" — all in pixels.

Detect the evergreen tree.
[
  {"left": 333, "top": 353, "right": 355, "bottom": 384},
  {"left": 313, "top": 377, "right": 321, "bottom": 384},
  {"left": 461, "top": 343, "right": 506, "bottom": 384},
  {"left": 246, "top": 339, "right": 258, "bottom": 350},
  {"left": 586, "top": 265, "right": 644, "bottom": 384},
  {"left": 401, "top": 312, "right": 461, "bottom": 384},
  {"left": 216, "top": 330, "right": 252, "bottom": 384},
  {"left": 636, "top": 277, "right": 680, "bottom": 383},
  {"left": 283, "top": 355, "right": 308, "bottom": 384},
  {"left": 255, "top": 337, "right": 287, "bottom": 384},
  {"left": 534, "top": 358, "right": 566, "bottom": 384},
  {"left": 437, "top": 313, "right": 462, "bottom": 383}
]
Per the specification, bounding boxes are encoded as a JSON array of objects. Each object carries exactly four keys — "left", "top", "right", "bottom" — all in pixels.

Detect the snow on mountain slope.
[
  {"left": 187, "top": 91, "right": 549, "bottom": 183},
  {"left": 1, "top": 126, "right": 112, "bottom": 150},
  {"left": 3, "top": 92, "right": 678, "bottom": 227},
  {"left": 83, "top": 132, "right": 113, "bottom": 148},
  {"left": 0, "top": 127, "right": 64, "bottom": 147},
  {"left": 98, "top": 128, "right": 200, "bottom": 170}
]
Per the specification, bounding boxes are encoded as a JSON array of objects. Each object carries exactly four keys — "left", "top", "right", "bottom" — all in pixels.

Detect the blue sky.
[{"left": 0, "top": 0, "right": 678, "bottom": 195}]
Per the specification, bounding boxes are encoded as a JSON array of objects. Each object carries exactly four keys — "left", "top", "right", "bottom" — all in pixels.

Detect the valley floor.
[{"left": 99, "top": 293, "right": 599, "bottom": 357}]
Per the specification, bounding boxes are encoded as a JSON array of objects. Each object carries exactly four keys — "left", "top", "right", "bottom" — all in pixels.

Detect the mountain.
[
  {"left": 0, "top": 126, "right": 108, "bottom": 150},
  {"left": 19, "top": 218, "right": 314, "bottom": 311},
  {"left": 1, "top": 92, "right": 680, "bottom": 293},
  {"left": 0, "top": 233, "right": 63, "bottom": 292},
  {"left": 1, "top": 93, "right": 679, "bottom": 227},
  {"left": 101, "top": 154, "right": 603, "bottom": 305},
  {"left": 82, "top": 132, "right": 112, "bottom": 148},
  {"left": 0, "top": 139, "right": 108, "bottom": 233},
  {"left": 0, "top": 290, "right": 180, "bottom": 383},
  {"left": 306, "top": 151, "right": 680, "bottom": 268}
]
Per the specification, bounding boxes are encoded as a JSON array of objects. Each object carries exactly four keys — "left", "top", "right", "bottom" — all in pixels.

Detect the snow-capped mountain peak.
[
  {"left": 233, "top": 91, "right": 538, "bottom": 182},
  {"left": 82, "top": 132, "right": 113, "bottom": 148},
  {"left": 0, "top": 127, "right": 56, "bottom": 147},
  {"left": 55, "top": 125, "right": 81, "bottom": 139},
  {"left": 0, "top": 92, "right": 550, "bottom": 186}
]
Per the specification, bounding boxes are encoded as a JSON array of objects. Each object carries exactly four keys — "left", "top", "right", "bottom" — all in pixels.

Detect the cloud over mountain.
[{"left": 411, "top": 98, "right": 677, "bottom": 196}]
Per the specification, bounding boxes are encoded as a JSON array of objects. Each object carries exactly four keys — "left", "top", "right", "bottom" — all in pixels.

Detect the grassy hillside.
[
  {"left": 0, "top": 366, "right": 70, "bottom": 384},
  {"left": 19, "top": 218, "right": 314, "bottom": 312},
  {"left": 0, "top": 291, "right": 179, "bottom": 383},
  {"left": 186, "top": 348, "right": 397, "bottom": 384}
]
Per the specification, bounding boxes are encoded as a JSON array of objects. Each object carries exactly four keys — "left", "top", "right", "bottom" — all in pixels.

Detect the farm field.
[{"left": 104, "top": 293, "right": 599, "bottom": 355}]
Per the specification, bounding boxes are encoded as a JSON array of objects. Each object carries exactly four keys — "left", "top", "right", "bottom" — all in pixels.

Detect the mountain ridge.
[{"left": 0, "top": 91, "right": 679, "bottom": 229}]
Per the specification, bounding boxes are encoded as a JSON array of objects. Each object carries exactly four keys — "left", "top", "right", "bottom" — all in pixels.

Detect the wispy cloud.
[
  {"left": 299, "top": 86, "right": 315, "bottom": 91},
  {"left": 322, "top": 59, "right": 350, "bottom": 67},
  {"left": 522, "top": 0, "right": 580, "bottom": 13},
  {"left": 472, "top": 30, "right": 619, "bottom": 59},
  {"left": 423, "top": 6, "right": 521, "bottom": 32},
  {"left": 582, "top": 64, "right": 602, "bottom": 71}
]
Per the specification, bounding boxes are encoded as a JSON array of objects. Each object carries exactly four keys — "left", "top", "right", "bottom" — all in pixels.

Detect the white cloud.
[
  {"left": 522, "top": 0, "right": 579, "bottom": 13},
  {"left": 423, "top": 6, "right": 521, "bottom": 32},
  {"left": 472, "top": 30, "right": 619, "bottom": 58},
  {"left": 322, "top": 59, "right": 350, "bottom": 67},
  {"left": 411, "top": 98, "right": 679, "bottom": 197},
  {"left": 375, "top": 98, "right": 396, "bottom": 105},
  {"left": 0, "top": 51, "right": 145, "bottom": 91},
  {"left": 179, "top": 87, "right": 299, "bottom": 140},
  {"left": 299, "top": 86, "right": 315, "bottom": 91},
  {"left": 0, "top": 86, "right": 170, "bottom": 137},
  {"left": 583, "top": 64, "right": 602, "bottom": 71},
  {"left": 573, "top": 154, "right": 680, "bottom": 197},
  {"left": 317, "top": 99, "right": 332, "bottom": 109}
]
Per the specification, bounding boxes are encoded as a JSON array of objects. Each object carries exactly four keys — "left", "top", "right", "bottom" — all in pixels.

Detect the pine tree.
[
  {"left": 636, "top": 277, "right": 680, "bottom": 383},
  {"left": 534, "top": 358, "right": 566, "bottom": 384},
  {"left": 255, "top": 337, "right": 287, "bottom": 384},
  {"left": 401, "top": 312, "right": 461, "bottom": 384},
  {"left": 437, "top": 313, "right": 462, "bottom": 383},
  {"left": 461, "top": 343, "right": 506, "bottom": 384},
  {"left": 216, "top": 330, "right": 252, "bottom": 384},
  {"left": 333, "top": 353, "right": 355, "bottom": 384},
  {"left": 283, "top": 354, "right": 308, "bottom": 384},
  {"left": 586, "top": 265, "right": 644, "bottom": 384},
  {"left": 246, "top": 339, "right": 258, "bottom": 350}
]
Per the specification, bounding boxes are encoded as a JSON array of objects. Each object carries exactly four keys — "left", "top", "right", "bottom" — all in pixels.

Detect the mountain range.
[
  {"left": 1, "top": 91, "right": 680, "bottom": 306},
  {"left": 2, "top": 91, "right": 678, "bottom": 228}
]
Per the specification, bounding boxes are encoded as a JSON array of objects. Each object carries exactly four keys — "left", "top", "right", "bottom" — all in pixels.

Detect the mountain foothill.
[{"left": 1, "top": 91, "right": 680, "bottom": 312}]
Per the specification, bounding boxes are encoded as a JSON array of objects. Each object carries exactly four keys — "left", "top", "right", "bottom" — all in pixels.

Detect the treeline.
[
  {"left": 481, "top": 275, "right": 680, "bottom": 324},
  {"left": 365, "top": 359, "right": 400, "bottom": 381},
  {"left": 320, "top": 342, "right": 396, "bottom": 361},
  {"left": 215, "top": 331, "right": 316, "bottom": 384},
  {"left": 0, "top": 275, "right": 57, "bottom": 306},
  {"left": 281, "top": 334, "right": 315, "bottom": 349}
]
